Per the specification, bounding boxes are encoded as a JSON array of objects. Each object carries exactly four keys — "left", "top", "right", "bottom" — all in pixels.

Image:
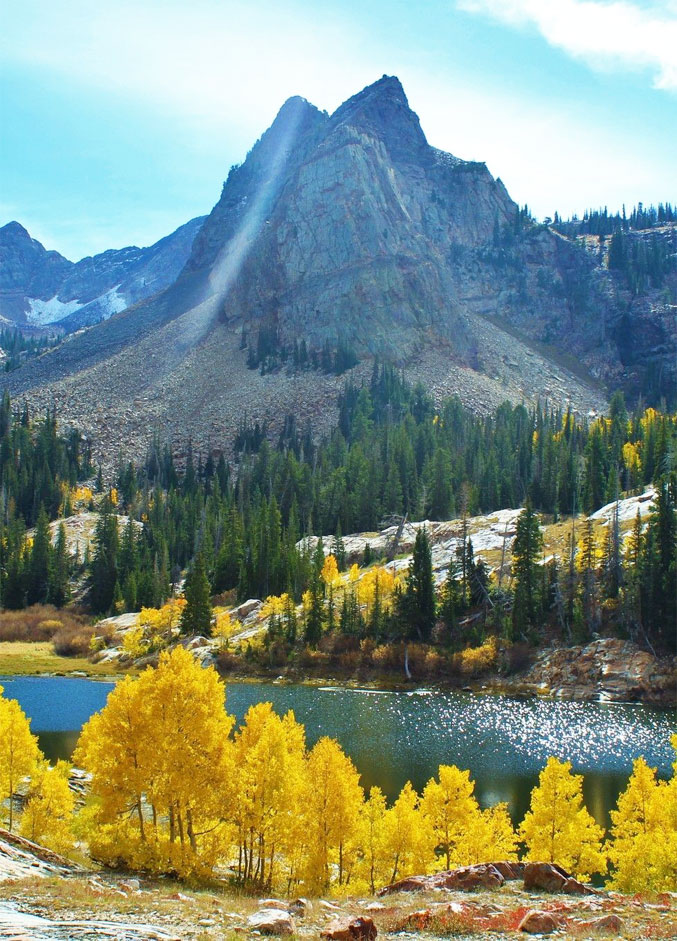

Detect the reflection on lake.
[{"left": 2, "top": 675, "right": 674, "bottom": 827}]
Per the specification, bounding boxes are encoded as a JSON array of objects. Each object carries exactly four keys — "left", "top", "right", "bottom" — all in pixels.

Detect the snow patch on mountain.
[
  {"left": 27, "top": 295, "right": 83, "bottom": 325},
  {"left": 94, "top": 285, "right": 128, "bottom": 320}
]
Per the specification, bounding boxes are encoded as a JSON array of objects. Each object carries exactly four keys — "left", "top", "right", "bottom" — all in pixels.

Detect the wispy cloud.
[
  {"left": 457, "top": 0, "right": 677, "bottom": 90},
  {"left": 0, "top": 0, "right": 373, "bottom": 138}
]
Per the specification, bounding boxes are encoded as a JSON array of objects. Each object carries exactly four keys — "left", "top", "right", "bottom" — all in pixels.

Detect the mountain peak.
[
  {"left": 0, "top": 221, "right": 32, "bottom": 241},
  {"left": 330, "top": 74, "right": 428, "bottom": 162}
]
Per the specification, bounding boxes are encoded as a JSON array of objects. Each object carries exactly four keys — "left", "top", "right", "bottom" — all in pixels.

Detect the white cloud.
[
  {"left": 457, "top": 0, "right": 677, "bottom": 90},
  {"left": 406, "top": 70, "right": 674, "bottom": 219},
  {"left": 2, "top": 0, "right": 674, "bottom": 257}
]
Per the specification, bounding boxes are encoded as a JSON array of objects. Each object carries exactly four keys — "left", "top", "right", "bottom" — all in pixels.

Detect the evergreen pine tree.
[
  {"left": 48, "top": 523, "right": 70, "bottom": 607},
  {"left": 512, "top": 499, "right": 543, "bottom": 640},
  {"left": 403, "top": 528, "right": 436, "bottom": 641},
  {"left": 27, "top": 506, "right": 51, "bottom": 605},
  {"left": 180, "top": 553, "right": 213, "bottom": 636}
]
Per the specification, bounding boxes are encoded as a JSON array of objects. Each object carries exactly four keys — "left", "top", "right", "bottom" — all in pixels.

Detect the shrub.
[
  {"left": 53, "top": 623, "right": 95, "bottom": 657},
  {"left": 215, "top": 648, "right": 244, "bottom": 672},
  {"left": 0, "top": 605, "right": 91, "bottom": 645},
  {"left": 504, "top": 642, "right": 533, "bottom": 675},
  {"left": 453, "top": 636, "right": 498, "bottom": 676},
  {"left": 336, "top": 650, "right": 360, "bottom": 672},
  {"left": 298, "top": 647, "right": 330, "bottom": 670}
]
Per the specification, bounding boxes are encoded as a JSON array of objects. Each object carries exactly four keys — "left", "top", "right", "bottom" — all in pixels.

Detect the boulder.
[
  {"left": 258, "top": 898, "right": 288, "bottom": 910},
  {"left": 378, "top": 875, "right": 429, "bottom": 895},
  {"left": 320, "top": 915, "right": 377, "bottom": 940},
  {"left": 436, "top": 864, "right": 505, "bottom": 890},
  {"left": 523, "top": 862, "right": 569, "bottom": 892},
  {"left": 289, "top": 897, "right": 311, "bottom": 916},
  {"left": 232, "top": 598, "right": 261, "bottom": 619},
  {"left": 491, "top": 861, "right": 526, "bottom": 880},
  {"left": 247, "top": 908, "right": 295, "bottom": 935},
  {"left": 378, "top": 863, "right": 504, "bottom": 895},
  {"left": 518, "top": 910, "right": 558, "bottom": 934},
  {"left": 578, "top": 914, "right": 624, "bottom": 933},
  {"left": 562, "top": 876, "right": 595, "bottom": 896}
]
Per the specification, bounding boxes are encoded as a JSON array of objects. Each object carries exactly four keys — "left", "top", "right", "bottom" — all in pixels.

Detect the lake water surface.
[{"left": 2, "top": 675, "right": 674, "bottom": 828}]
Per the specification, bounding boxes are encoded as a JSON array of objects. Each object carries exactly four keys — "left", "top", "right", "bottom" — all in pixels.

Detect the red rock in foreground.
[
  {"left": 378, "top": 862, "right": 506, "bottom": 894},
  {"left": 320, "top": 915, "right": 377, "bottom": 940},
  {"left": 523, "top": 862, "right": 594, "bottom": 895},
  {"left": 518, "top": 909, "right": 559, "bottom": 934}
]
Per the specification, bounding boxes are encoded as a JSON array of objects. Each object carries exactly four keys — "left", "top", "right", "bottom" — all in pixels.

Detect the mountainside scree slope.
[{"left": 5, "top": 75, "right": 675, "bottom": 463}]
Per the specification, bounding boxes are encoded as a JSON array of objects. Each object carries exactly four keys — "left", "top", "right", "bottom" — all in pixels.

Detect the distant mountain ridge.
[
  {"left": 0, "top": 216, "right": 205, "bottom": 331},
  {"left": 2, "top": 75, "right": 675, "bottom": 465}
]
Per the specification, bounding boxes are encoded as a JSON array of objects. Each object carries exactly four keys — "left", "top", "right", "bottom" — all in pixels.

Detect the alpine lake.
[{"left": 1, "top": 675, "right": 674, "bottom": 829}]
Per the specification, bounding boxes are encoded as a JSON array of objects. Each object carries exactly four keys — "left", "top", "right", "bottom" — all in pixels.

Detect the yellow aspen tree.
[
  {"left": 20, "top": 760, "right": 75, "bottom": 854},
  {"left": 519, "top": 757, "right": 605, "bottom": 880},
  {"left": 420, "top": 764, "right": 480, "bottom": 870},
  {"left": 74, "top": 671, "right": 155, "bottom": 865},
  {"left": 357, "top": 786, "right": 389, "bottom": 893},
  {"left": 76, "top": 648, "right": 235, "bottom": 876},
  {"left": 462, "top": 803, "right": 517, "bottom": 864},
  {"left": 233, "top": 703, "right": 306, "bottom": 889},
  {"left": 383, "top": 781, "right": 434, "bottom": 884},
  {"left": 212, "top": 610, "right": 236, "bottom": 645},
  {"left": 321, "top": 555, "right": 340, "bottom": 589},
  {"left": 121, "top": 624, "right": 149, "bottom": 658},
  {"left": 276, "top": 711, "right": 311, "bottom": 894},
  {"left": 304, "top": 737, "right": 364, "bottom": 891},
  {"left": 608, "top": 754, "right": 676, "bottom": 892},
  {"left": 0, "top": 685, "right": 41, "bottom": 831},
  {"left": 150, "top": 648, "right": 235, "bottom": 875}
]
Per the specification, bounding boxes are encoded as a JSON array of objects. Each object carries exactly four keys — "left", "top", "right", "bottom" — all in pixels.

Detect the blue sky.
[{"left": 1, "top": 0, "right": 675, "bottom": 260}]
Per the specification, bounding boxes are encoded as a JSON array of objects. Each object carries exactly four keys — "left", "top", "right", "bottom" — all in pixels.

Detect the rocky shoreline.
[
  {"left": 3, "top": 635, "right": 674, "bottom": 708},
  {"left": 1, "top": 835, "right": 675, "bottom": 940}
]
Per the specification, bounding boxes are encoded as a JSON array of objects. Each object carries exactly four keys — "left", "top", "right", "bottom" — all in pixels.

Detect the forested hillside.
[{"left": 1, "top": 370, "right": 675, "bottom": 659}]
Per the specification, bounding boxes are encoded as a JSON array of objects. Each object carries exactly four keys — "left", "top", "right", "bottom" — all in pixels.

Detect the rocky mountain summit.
[
  {"left": 2, "top": 75, "right": 674, "bottom": 463},
  {"left": 0, "top": 216, "right": 204, "bottom": 330}
]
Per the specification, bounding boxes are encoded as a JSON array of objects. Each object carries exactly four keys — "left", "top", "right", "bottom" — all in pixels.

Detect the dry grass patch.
[
  {"left": 0, "top": 605, "right": 90, "bottom": 644},
  {"left": 0, "top": 640, "right": 122, "bottom": 676}
]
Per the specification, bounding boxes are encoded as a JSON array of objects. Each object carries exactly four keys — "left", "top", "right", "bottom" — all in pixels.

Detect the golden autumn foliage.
[
  {"left": 452, "top": 636, "right": 499, "bottom": 676},
  {"left": 304, "top": 736, "right": 364, "bottom": 891},
  {"left": 320, "top": 554, "right": 340, "bottom": 588},
  {"left": 0, "top": 684, "right": 40, "bottom": 831},
  {"left": 70, "top": 485, "right": 94, "bottom": 506},
  {"left": 20, "top": 759, "right": 75, "bottom": 854},
  {"left": 520, "top": 757, "right": 606, "bottom": 880},
  {"left": 212, "top": 609, "right": 238, "bottom": 644},
  {"left": 121, "top": 624, "right": 149, "bottom": 658},
  {"left": 356, "top": 566, "right": 401, "bottom": 615},
  {"left": 607, "top": 739, "right": 677, "bottom": 892},
  {"left": 138, "top": 599, "right": 186, "bottom": 636},
  {"left": 2, "top": 665, "right": 676, "bottom": 895},
  {"left": 233, "top": 702, "right": 307, "bottom": 889},
  {"left": 74, "top": 647, "right": 235, "bottom": 876}
]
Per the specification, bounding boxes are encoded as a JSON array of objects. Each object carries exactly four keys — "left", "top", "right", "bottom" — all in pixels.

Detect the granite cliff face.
[
  {"left": 2, "top": 76, "right": 674, "bottom": 462},
  {"left": 0, "top": 216, "right": 205, "bottom": 330},
  {"left": 182, "top": 74, "right": 673, "bottom": 392}
]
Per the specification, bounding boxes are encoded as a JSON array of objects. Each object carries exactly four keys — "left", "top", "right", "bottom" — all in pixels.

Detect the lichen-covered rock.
[
  {"left": 320, "top": 915, "right": 377, "bottom": 940},
  {"left": 247, "top": 908, "right": 295, "bottom": 935},
  {"left": 578, "top": 914, "right": 624, "bottom": 933},
  {"left": 518, "top": 910, "right": 558, "bottom": 934},
  {"left": 523, "top": 862, "right": 569, "bottom": 893},
  {"left": 379, "top": 863, "right": 505, "bottom": 895}
]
